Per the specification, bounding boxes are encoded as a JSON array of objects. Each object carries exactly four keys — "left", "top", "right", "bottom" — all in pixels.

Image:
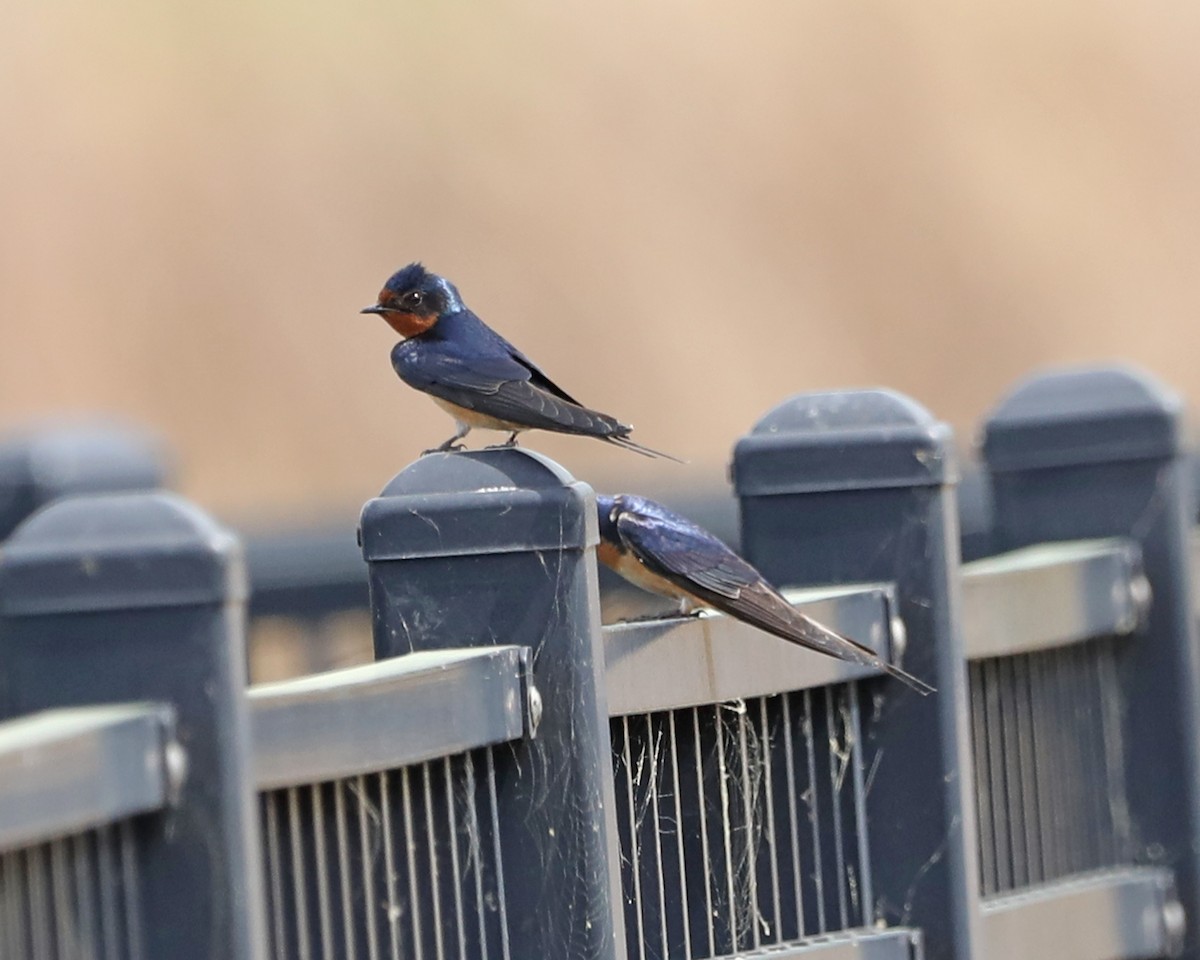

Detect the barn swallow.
[
  {"left": 596, "top": 494, "right": 933, "bottom": 695},
  {"left": 361, "top": 263, "right": 681, "bottom": 460}
]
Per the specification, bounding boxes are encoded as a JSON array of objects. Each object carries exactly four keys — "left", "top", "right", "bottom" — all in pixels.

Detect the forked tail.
[{"left": 606, "top": 434, "right": 687, "bottom": 463}]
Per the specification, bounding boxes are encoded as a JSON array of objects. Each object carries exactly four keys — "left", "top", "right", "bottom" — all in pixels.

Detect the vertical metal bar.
[
  {"left": 287, "top": 788, "right": 312, "bottom": 960},
  {"left": 982, "top": 659, "right": 1012, "bottom": 891},
  {"left": 803, "top": 690, "right": 825, "bottom": 933},
  {"left": 1098, "top": 643, "right": 1132, "bottom": 864},
  {"left": 49, "top": 840, "right": 72, "bottom": 960},
  {"left": 421, "top": 763, "right": 446, "bottom": 960},
  {"left": 759, "top": 697, "right": 783, "bottom": 942},
  {"left": 998, "top": 657, "right": 1026, "bottom": 888},
  {"left": 334, "top": 781, "right": 356, "bottom": 960},
  {"left": 847, "top": 685, "right": 873, "bottom": 926},
  {"left": 71, "top": 833, "right": 96, "bottom": 960},
  {"left": 736, "top": 705, "right": 761, "bottom": 949},
  {"left": 1085, "top": 646, "right": 1115, "bottom": 867},
  {"left": 265, "top": 793, "right": 287, "bottom": 960},
  {"left": 825, "top": 687, "right": 848, "bottom": 930},
  {"left": 381, "top": 772, "right": 405, "bottom": 960},
  {"left": 1013, "top": 654, "right": 1043, "bottom": 887},
  {"left": 118, "top": 820, "right": 143, "bottom": 960},
  {"left": 647, "top": 714, "right": 670, "bottom": 960},
  {"left": 968, "top": 664, "right": 993, "bottom": 896},
  {"left": 714, "top": 702, "right": 738, "bottom": 952},
  {"left": 667, "top": 711, "right": 693, "bottom": 960},
  {"left": 693, "top": 707, "right": 715, "bottom": 958},
  {"left": 484, "top": 748, "right": 512, "bottom": 960},
  {"left": 311, "top": 785, "right": 334, "bottom": 960},
  {"left": 464, "top": 753, "right": 489, "bottom": 960},
  {"left": 620, "top": 715, "right": 647, "bottom": 960},
  {"left": 96, "top": 827, "right": 119, "bottom": 960},
  {"left": 781, "top": 693, "right": 805, "bottom": 938},
  {"left": 29, "top": 844, "right": 52, "bottom": 960},
  {"left": 1030, "top": 653, "right": 1060, "bottom": 882},
  {"left": 3, "top": 851, "right": 25, "bottom": 960},
  {"left": 444, "top": 757, "right": 468, "bottom": 960},
  {"left": 355, "top": 775, "right": 381, "bottom": 960}
]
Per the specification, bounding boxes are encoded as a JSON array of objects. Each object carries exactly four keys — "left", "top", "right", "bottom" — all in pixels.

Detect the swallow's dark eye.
[{"left": 403, "top": 291, "right": 424, "bottom": 308}]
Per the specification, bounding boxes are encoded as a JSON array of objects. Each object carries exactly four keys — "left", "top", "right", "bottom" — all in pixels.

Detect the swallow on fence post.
[
  {"left": 362, "top": 263, "right": 680, "bottom": 460},
  {"left": 596, "top": 493, "right": 934, "bottom": 694}
]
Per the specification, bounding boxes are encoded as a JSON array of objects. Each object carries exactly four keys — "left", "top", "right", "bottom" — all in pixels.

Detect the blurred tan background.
[{"left": 3, "top": 2, "right": 1199, "bottom": 522}]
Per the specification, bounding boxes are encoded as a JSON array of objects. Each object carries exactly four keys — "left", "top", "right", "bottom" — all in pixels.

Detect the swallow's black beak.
[{"left": 360, "top": 305, "right": 387, "bottom": 315}]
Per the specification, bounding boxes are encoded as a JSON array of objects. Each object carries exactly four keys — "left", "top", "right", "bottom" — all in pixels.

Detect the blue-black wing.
[
  {"left": 614, "top": 497, "right": 933, "bottom": 693},
  {"left": 614, "top": 505, "right": 757, "bottom": 601},
  {"left": 392, "top": 341, "right": 628, "bottom": 437}
]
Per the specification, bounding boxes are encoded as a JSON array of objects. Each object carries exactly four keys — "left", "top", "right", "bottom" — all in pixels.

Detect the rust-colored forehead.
[{"left": 377, "top": 286, "right": 397, "bottom": 304}]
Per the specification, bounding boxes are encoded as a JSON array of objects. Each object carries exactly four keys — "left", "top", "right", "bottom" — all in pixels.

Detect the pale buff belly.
[
  {"left": 431, "top": 397, "right": 529, "bottom": 432},
  {"left": 597, "top": 540, "right": 708, "bottom": 612}
]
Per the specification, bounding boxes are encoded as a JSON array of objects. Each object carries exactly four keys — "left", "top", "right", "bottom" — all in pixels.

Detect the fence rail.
[{"left": 1, "top": 363, "right": 1199, "bottom": 960}]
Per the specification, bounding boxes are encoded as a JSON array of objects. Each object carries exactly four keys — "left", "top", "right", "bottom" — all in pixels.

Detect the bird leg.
[
  {"left": 423, "top": 422, "right": 470, "bottom": 456},
  {"left": 485, "top": 431, "right": 523, "bottom": 450}
]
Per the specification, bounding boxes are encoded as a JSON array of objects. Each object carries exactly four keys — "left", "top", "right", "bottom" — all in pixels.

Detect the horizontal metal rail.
[
  {"left": 0, "top": 703, "right": 175, "bottom": 852},
  {"left": 729, "top": 928, "right": 920, "bottom": 959},
  {"left": 250, "top": 645, "right": 535, "bottom": 790},
  {"left": 244, "top": 523, "right": 368, "bottom": 617},
  {"left": 962, "top": 538, "right": 1146, "bottom": 660},
  {"left": 980, "top": 867, "right": 1183, "bottom": 960},
  {"left": 603, "top": 584, "right": 897, "bottom": 716}
]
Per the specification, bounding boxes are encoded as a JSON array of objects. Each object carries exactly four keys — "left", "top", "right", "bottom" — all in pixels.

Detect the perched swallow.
[
  {"left": 596, "top": 493, "right": 933, "bottom": 695},
  {"left": 361, "top": 263, "right": 680, "bottom": 459}
]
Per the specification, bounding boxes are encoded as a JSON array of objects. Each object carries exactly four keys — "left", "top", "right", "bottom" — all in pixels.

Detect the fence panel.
[
  {"left": 973, "top": 364, "right": 1200, "bottom": 960},
  {"left": 250, "top": 646, "right": 536, "bottom": 960},
  {"left": 732, "top": 388, "right": 982, "bottom": 960},
  {"left": 605, "top": 585, "right": 917, "bottom": 960},
  {"left": 0, "top": 491, "right": 266, "bottom": 960}
]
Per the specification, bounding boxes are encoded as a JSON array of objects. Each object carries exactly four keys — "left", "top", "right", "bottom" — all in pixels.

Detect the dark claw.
[{"left": 422, "top": 443, "right": 466, "bottom": 456}]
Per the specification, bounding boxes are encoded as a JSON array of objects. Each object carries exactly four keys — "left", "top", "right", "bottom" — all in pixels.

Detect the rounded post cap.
[
  {"left": 0, "top": 421, "right": 169, "bottom": 541},
  {"left": 360, "top": 448, "right": 595, "bottom": 561},
  {"left": 982, "top": 365, "right": 1184, "bottom": 472},
  {"left": 733, "top": 388, "right": 955, "bottom": 496},
  {"left": 0, "top": 492, "right": 245, "bottom": 616}
]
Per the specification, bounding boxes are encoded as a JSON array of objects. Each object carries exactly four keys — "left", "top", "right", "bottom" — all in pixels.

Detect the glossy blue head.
[{"left": 360, "top": 262, "right": 466, "bottom": 337}]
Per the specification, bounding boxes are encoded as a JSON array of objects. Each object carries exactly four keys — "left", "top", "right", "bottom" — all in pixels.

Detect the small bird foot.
[
  {"left": 422, "top": 442, "right": 466, "bottom": 456},
  {"left": 485, "top": 432, "right": 523, "bottom": 450}
]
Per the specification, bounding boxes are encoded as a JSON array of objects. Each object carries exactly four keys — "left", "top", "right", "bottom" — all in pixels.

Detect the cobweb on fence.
[{"left": 611, "top": 682, "right": 870, "bottom": 960}]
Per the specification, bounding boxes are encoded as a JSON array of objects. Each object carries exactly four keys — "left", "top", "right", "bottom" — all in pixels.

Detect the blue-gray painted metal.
[
  {"left": 732, "top": 388, "right": 982, "bottom": 960},
  {"left": 0, "top": 491, "right": 266, "bottom": 960},
  {"left": 0, "top": 703, "right": 174, "bottom": 852},
  {"left": 729, "top": 928, "right": 921, "bottom": 959},
  {"left": 244, "top": 523, "right": 368, "bottom": 618},
  {"left": 605, "top": 584, "right": 896, "bottom": 715},
  {"left": 961, "top": 538, "right": 1146, "bottom": 659},
  {"left": 1192, "top": 529, "right": 1200, "bottom": 618},
  {"left": 980, "top": 867, "right": 1183, "bottom": 959},
  {"left": 0, "top": 421, "right": 167, "bottom": 540},
  {"left": 251, "top": 645, "right": 534, "bottom": 789},
  {"left": 981, "top": 364, "right": 1200, "bottom": 960},
  {"left": 360, "top": 449, "right": 624, "bottom": 960}
]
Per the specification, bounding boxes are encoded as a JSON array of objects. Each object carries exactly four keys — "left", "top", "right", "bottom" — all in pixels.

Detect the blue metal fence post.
[
  {"left": 0, "top": 492, "right": 266, "bottom": 960},
  {"left": 0, "top": 422, "right": 168, "bottom": 540},
  {"left": 981, "top": 364, "right": 1200, "bottom": 958},
  {"left": 732, "top": 388, "right": 981, "bottom": 960},
  {"left": 359, "top": 448, "right": 624, "bottom": 960}
]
